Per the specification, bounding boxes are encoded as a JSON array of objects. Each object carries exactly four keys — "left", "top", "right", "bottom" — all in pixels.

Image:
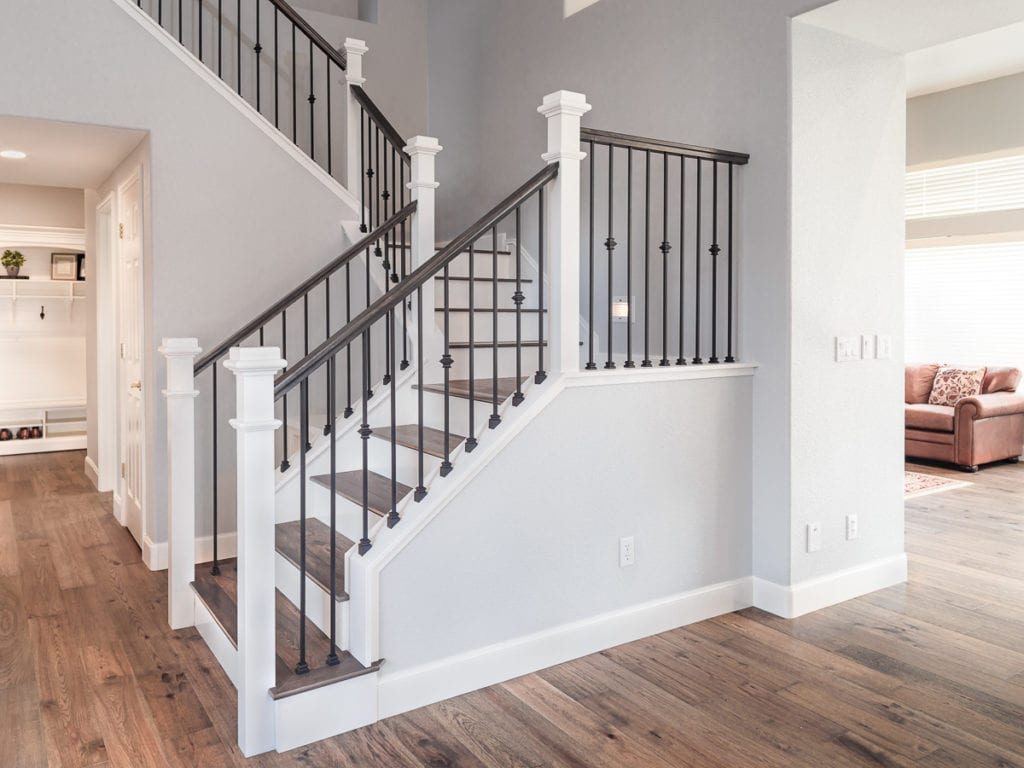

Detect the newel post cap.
[
  {"left": 159, "top": 337, "right": 202, "bottom": 358},
  {"left": 538, "top": 90, "right": 592, "bottom": 119},
  {"left": 223, "top": 346, "right": 286, "bottom": 374},
  {"left": 403, "top": 135, "right": 443, "bottom": 156},
  {"left": 343, "top": 37, "right": 369, "bottom": 56}
]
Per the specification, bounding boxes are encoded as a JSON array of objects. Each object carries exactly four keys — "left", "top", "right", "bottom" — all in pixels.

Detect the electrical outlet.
[
  {"left": 619, "top": 536, "right": 636, "bottom": 567},
  {"left": 846, "top": 514, "right": 859, "bottom": 540},
  {"left": 861, "top": 334, "right": 876, "bottom": 360},
  {"left": 807, "top": 522, "right": 822, "bottom": 553},
  {"left": 835, "top": 336, "right": 859, "bottom": 363},
  {"left": 876, "top": 334, "right": 892, "bottom": 360}
]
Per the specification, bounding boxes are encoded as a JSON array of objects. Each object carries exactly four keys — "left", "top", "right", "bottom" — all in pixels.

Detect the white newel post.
[
  {"left": 161, "top": 338, "right": 201, "bottom": 630},
  {"left": 345, "top": 38, "right": 369, "bottom": 197},
  {"left": 538, "top": 90, "right": 591, "bottom": 376},
  {"left": 224, "top": 347, "right": 286, "bottom": 758},
  {"left": 405, "top": 135, "right": 443, "bottom": 376}
]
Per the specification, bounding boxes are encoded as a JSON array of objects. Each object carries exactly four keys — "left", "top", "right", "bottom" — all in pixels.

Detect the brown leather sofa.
[{"left": 905, "top": 364, "right": 1024, "bottom": 472}]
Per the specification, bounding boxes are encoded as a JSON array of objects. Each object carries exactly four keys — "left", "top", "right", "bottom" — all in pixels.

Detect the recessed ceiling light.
[{"left": 0, "top": 150, "right": 28, "bottom": 160}]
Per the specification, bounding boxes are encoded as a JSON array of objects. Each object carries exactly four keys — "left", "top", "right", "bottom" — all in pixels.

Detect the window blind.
[
  {"left": 905, "top": 241, "right": 1024, "bottom": 378},
  {"left": 906, "top": 154, "right": 1024, "bottom": 220}
]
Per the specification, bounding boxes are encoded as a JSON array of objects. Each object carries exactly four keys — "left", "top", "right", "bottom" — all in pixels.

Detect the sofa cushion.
[
  {"left": 905, "top": 363, "right": 941, "bottom": 404},
  {"left": 905, "top": 403, "right": 955, "bottom": 432},
  {"left": 928, "top": 366, "right": 986, "bottom": 407},
  {"left": 982, "top": 366, "right": 1021, "bottom": 394}
]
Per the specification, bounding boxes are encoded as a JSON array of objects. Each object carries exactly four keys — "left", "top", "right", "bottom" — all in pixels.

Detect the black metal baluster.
[
  {"left": 660, "top": 153, "right": 671, "bottom": 367},
  {"left": 677, "top": 156, "right": 687, "bottom": 366},
  {"left": 159, "top": 0, "right": 163, "bottom": 27},
  {"left": 605, "top": 145, "right": 616, "bottom": 370},
  {"left": 324, "top": 277, "right": 331, "bottom": 435},
  {"left": 198, "top": 0, "right": 203, "bottom": 64},
  {"left": 364, "top": 242, "right": 373, "bottom": 399},
  {"left": 625, "top": 150, "right": 635, "bottom": 368},
  {"left": 211, "top": 367, "right": 220, "bottom": 575},
  {"left": 388, "top": 309, "right": 399, "bottom": 527},
  {"left": 358, "top": 331, "right": 372, "bottom": 554},
  {"left": 709, "top": 160, "right": 720, "bottom": 364},
  {"left": 536, "top": 187, "right": 547, "bottom": 383},
  {"left": 291, "top": 24, "right": 297, "bottom": 144},
  {"left": 281, "top": 311, "right": 290, "bottom": 471},
  {"left": 725, "top": 163, "right": 736, "bottom": 363},
  {"left": 382, "top": 144, "right": 392, "bottom": 386},
  {"left": 303, "top": 293, "right": 311, "bottom": 449},
  {"left": 390, "top": 148, "right": 399, "bottom": 283},
  {"left": 642, "top": 150, "right": 652, "bottom": 367},
  {"left": 326, "top": 354, "right": 339, "bottom": 665},
  {"left": 400, "top": 217, "right": 409, "bottom": 370},
  {"left": 414, "top": 287, "right": 426, "bottom": 501},
  {"left": 345, "top": 261, "right": 354, "bottom": 417},
  {"left": 466, "top": 242, "right": 478, "bottom": 451},
  {"left": 254, "top": 0, "right": 261, "bottom": 113},
  {"left": 359, "top": 109, "right": 368, "bottom": 233},
  {"left": 177, "top": 0, "right": 182, "bottom": 42},
  {"left": 374, "top": 127, "right": 381, "bottom": 231},
  {"left": 440, "top": 266, "right": 453, "bottom": 475},
  {"left": 308, "top": 39, "right": 315, "bottom": 161},
  {"left": 236, "top": 0, "right": 241, "bottom": 95},
  {"left": 586, "top": 142, "right": 596, "bottom": 370},
  {"left": 217, "top": 0, "right": 222, "bottom": 77},
  {"left": 326, "top": 60, "right": 333, "bottom": 176},
  {"left": 693, "top": 160, "right": 703, "bottom": 365},
  {"left": 489, "top": 226, "right": 501, "bottom": 429},
  {"left": 295, "top": 379, "right": 310, "bottom": 673},
  {"left": 513, "top": 206, "right": 525, "bottom": 402}
]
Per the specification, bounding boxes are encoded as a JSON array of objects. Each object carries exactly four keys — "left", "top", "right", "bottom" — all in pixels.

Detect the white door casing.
[{"left": 118, "top": 169, "right": 145, "bottom": 547}]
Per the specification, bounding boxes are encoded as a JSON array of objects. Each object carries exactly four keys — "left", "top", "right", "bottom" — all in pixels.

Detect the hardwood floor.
[{"left": 2, "top": 450, "right": 1022, "bottom": 766}]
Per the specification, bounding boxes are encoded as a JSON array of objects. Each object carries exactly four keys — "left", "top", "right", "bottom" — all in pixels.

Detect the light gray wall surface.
[
  {"left": 426, "top": 0, "right": 825, "bottom": 586},
  {"left": 1, "top": 0, "right": 362, "bottom": 546},
  {"left": 907, "top": 71, "right": 1024, "bottom": 167},
  {"left": 0, "top": 184, "right": 85, "bottom": 228},
  {"left": 380, "top": 376, "right": 753, "bottom": 671},
  {"left": 790, "top": 22, "right": 905, "bottom": 583}
]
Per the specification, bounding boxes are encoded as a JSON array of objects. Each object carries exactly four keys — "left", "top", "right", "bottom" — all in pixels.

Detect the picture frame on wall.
[
  {"left": 51, "top": 252, "right": 80, "bottom": 281},
  {"left": 76, "top": 253, "right": 86, "bottom": 281}
]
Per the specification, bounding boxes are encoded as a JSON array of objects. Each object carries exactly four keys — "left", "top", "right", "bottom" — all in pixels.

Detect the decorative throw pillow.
[{"left": 928, "top": 366, "right": 986, "bottom": 407}]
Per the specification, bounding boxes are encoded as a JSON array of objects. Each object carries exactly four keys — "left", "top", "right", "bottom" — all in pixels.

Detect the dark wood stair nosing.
[
  {"left": 274, "top": 519, "right": 352, "bottom": 603},
  {"left": 270, "top": 658, "right": 383, "bottom": 700},
  {"left": 310, "top": 470, "right": 414, "bottom": 518},
  {"left": 369, "top": 424, "right": 466, "bottom": 459}
]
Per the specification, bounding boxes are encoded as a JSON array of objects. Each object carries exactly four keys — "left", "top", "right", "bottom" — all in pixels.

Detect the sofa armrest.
[{"left": 955, "top": 392, "right": 1024, "bottom": 420}]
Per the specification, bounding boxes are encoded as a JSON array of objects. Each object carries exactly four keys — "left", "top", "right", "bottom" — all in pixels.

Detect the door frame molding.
[{"left": 95, "top": 192, "right": 119, "bottom": 499}]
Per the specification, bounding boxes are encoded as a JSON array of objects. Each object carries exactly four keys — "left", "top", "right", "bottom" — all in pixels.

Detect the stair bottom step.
[{"left": 192, "top": 559, "right": 378, "bottom": 698}]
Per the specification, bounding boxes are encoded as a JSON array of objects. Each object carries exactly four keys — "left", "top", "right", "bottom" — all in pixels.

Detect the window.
[
  {"left": 905, "top": 154, "right": 1024, "bottom": 220},
  {"left": 905, "top": 241, "right": 1024, "bottom": 374}
]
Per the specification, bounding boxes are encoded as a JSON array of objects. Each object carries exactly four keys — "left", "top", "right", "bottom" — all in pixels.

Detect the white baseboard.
[
  {"left": 378, "top": 576, "right": 752, "bottom": 719},
  {"left": 83, "top": 455, "right": 100, "bottom": 489},
  {"left": 753, "top": 553, "right": 908, "bottom": 619},
  {"left": 141, "top": 532, "right": 239, "bottom": 573}
]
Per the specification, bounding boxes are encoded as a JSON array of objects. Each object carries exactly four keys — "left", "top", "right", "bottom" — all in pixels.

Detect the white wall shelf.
[
  {"left": 0, "top": 279, "right": 86, "bottom": 324},
  {"left": 0, "top": 402, "right": 86, "bottom": 456}
]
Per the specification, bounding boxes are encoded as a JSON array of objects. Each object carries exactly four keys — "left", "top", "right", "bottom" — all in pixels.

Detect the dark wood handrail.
[
  {"left": 351, "top": 85, "right": 410, "bottom": 160},
  {"left": 268, "top": 0, "right": 347, "bottom": 71},
  {"left": 194, "top": 201, "right": 417, "bottom": 374},
  {"left": 275, "top": 163, "right": 558, "bottom": 396},
  {"left": 581, "top": 128, "right": 750, "bottom": 165}
]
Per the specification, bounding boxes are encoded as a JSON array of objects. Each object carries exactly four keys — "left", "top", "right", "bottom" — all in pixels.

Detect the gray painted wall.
[
  {"left": 0, "top": 184, "right": 85, "bottom": 229},
  {"left": 426, "top": 0, "right": 825, "bottom": 585}
]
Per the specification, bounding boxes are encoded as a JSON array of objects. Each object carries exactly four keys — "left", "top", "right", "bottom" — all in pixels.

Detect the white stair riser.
[
  {"left": 417, "top": 388, "right": 497, "bottom": 437},
  {"left": 437, "top": 280, "right": 538, "bottom": 309},
  {"left": 439, "top": 311, "right": 546, "bottom": 342},
  {"left": 449, "top": 346, "right": 545, "bottom": 379},
  {"left": 275, "top": 552, "right": 350, "bottom": 651}
]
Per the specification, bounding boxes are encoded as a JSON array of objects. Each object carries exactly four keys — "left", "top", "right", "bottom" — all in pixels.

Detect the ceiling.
[
  {"left": 906, "top": 21, "right": 1024, "bottom": 97},
  {"left": 0, "top": 117, "right": 146, "bottom": 189},
  {"left": 798, "top": 0, "right": 1024, "bottom": 53}
]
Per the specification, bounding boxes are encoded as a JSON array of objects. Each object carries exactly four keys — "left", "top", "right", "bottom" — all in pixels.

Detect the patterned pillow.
[{"left": 928, "top": 366, "right": 986, "bottom": 407}]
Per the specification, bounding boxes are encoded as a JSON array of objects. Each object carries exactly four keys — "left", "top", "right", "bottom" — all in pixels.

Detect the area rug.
[{"left": 905, "top": 470, "right": 972, "bottom": 499}]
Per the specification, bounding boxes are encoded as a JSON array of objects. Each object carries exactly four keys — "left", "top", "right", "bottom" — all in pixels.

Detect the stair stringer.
[{"left": 109, "top": 0, "right": 364, "bottom": 219}]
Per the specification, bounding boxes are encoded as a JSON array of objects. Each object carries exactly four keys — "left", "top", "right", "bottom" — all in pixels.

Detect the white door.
[{"left": 118, "top": 172, "right": 145, "bottom": 547}]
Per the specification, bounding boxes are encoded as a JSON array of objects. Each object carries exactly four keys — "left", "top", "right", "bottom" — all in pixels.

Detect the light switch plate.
[
  {"left": 835, "top": 336, "right": 859, "bottom": 363},
  {"left": 807, "top": 522, "right": 822, "bottom": 553},
  {"left": 876, "top": 334, "right": 892, "bottom": 360}
]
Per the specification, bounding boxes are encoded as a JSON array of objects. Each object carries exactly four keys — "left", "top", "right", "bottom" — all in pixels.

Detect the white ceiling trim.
[{"left": 0, "top": 224, "right": 86, "bottom": 250}]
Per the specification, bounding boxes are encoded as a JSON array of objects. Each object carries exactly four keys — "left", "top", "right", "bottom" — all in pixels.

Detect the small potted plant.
[{"left": 2, "top": 250, "right": 25, "bottom": 278}]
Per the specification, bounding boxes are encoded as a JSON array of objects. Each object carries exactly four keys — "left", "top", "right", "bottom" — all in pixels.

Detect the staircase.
[{"left": 142, "top": 0, "right": 747, "bottom": 755}]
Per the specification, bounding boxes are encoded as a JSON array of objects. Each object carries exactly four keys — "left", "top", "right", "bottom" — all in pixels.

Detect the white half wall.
[
  {"left": 789, "top": 22, "right": 906, "bottom": 586},
  {"left": 0, "top": 0, "right": 361, "bottom": 547},
  {"left": 378, "top": 374, "right": 753, "bottom": 681}
]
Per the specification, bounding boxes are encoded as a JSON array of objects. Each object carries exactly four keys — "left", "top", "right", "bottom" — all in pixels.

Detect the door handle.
[{"left": 130, "top": 380, "right": 142, "bottom": 390}]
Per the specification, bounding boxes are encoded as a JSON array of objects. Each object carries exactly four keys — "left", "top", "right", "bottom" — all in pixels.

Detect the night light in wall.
[{"left": 611, "top": 296, "right": 632, "bottom": 323}]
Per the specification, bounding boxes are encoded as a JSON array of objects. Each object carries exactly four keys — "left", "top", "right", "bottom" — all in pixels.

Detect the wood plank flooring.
[{"left": 2, "top": 450, "right": 1022, "bottom": 766}]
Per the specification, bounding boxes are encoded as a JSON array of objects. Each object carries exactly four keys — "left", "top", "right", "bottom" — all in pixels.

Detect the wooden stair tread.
[
  {"left": 449, "top": 341, "right": 548, "bottom": 348},
  {"left": 446, "top": 276, "right": 533, "bottom": 284},
  {"left": 192, "top": 559, "right": 377, "bottom": 696},
  {"left": 311, "top": 470, "right": 413, "bottom": 517},
  {"left": 435, "top": 307, "right": 547, "bottom": 313},
  {"left": 370, "top": 424, "right": 464, "bottom": 458},
  {"left": 275, "top": 519, "right": 353, "bottom": 601},
  {"left": 416, "top": 377, "right": 527, "bottom": 403},
  {"left": 387, "top": 242, "right": 513, "bottom": 255}
]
